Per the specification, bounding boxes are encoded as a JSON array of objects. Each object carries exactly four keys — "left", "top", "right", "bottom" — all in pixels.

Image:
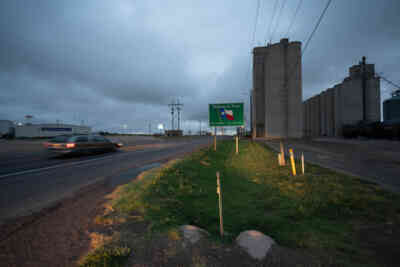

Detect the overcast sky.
[{"left": 1, "top": 0, "right": 399, "bottom": 133}]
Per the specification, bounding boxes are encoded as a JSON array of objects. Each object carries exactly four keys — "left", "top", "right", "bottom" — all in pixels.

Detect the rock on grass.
[{"left": 236, "top": 230, "right": 276, "bottom": 260}]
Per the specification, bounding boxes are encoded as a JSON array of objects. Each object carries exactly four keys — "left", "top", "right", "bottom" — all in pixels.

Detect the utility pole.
[
  {"left": 168, "top": 101, "right": 175, "bottom": 130},
  {"left": 176, "top": 99, "right": 183, "bottom": 130},
  {"left": 168, "top": 99, "right": 184, "bottom": 131},
  {"left": 199, "top": 120, "right": 202, "bottom": 135},
  {"left": 249, "top": 89, "right": 255, "bottom": 139},
  {"left": 148, "top": 122, "right": 151, "bottom": 135}
]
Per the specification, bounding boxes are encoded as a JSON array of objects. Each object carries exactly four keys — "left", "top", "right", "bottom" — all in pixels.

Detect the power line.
[
  {"left": 287, "top": 0, "right": 333, "bottom": 77},
  {"left": 256, "top": 0, "right": 265, "bottom": 45},
  {"left": 251, "top": 0, "right": 261, "bottom": 46},
  {"left": 283, "top": 0, "right": 333, "bottom": 96},
  {"left": 285, "top": 0, "right": 303, "bottom": 37},
  {"left": 302, "top": 0, "right": 333, "bottom": 56},
  {"left": 269, "top": 0, "right": 287, "bottom": 43},
  {"left": 379, "top": 75, "right": 400, "bottom": 90},
  {"left": 248, "top": 0, "right": 280, "bottom": 129},
  {"left": 246, "top": 0, "right": 261, "bottom": 84},
  {"left": 264, "top": 0, "right": 280, "bottom": 43},
  {"left": 381, "top": 85, "right": 393, "bottom": 95}
]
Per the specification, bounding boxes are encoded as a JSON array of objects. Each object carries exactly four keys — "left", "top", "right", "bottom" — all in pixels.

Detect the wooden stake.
[
  {"left": 278, "top": 153, "right": 282, "bottom": 166},
  {"left": 301, "top": 152, "right": 305, "bottom": 175},
  {"left": 214, "top": 127, "right": 217, "bottom": 151},
  {"left": 280, "top": 141, "right": 286, "bottom": 165},
  {"left": 235, "top": 136, "right": 239, "bottom": 155},
  {"left": 216, "top": 171, "right": 224, "bottom": 237},
  {"left": 289, "top": 149, "right": 296, "bottom": 176}
]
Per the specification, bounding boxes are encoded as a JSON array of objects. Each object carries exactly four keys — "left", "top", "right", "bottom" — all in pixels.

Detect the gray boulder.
[
  {"left": 236, "top": 230, "right": 276, "bottom": 260},
  {"left": 179, "top": 225, "right": 210, "bottom": 244}
]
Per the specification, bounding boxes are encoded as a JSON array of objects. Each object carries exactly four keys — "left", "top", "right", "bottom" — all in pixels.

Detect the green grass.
[
  {"left": 79, "top": 246, "right": 131, "bottom": 267},
  {"left": 107, "top": 140, "right": 400, "bottom": 266}
]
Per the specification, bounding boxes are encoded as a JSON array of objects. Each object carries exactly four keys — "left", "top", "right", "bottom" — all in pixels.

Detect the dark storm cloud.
[
  {"left": 0, "top": 0, "right": 197, "bottom": 105},
  {"left": 0, "top": 0, "right": 207, "bottom": 131},
  {"left": 295, "top": 0, "right": 400, "bottom": 99},
  {"left": 0, "top": 0, "right": 399, "bottom": 132},
  {"left": 215, "top": 0, "right": 400, "bottom": 103},
  {"left": 0, "top": 0, "right": 257, "bottom": 131}
]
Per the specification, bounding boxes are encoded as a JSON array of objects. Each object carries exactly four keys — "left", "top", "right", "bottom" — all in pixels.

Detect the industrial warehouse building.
[
  {"left": 14, "top": 123, "right": 91, "bottom": 138},
  {"left": 303, "top": 57, "right": 381, "bottom": 137},
  {"left": 251, "top": 38, "right": 303, "bottom": 138}
]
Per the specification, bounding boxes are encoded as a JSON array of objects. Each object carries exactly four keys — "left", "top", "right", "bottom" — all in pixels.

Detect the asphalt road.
[
  {"left": 0, "top": 135, "right": 168, "bottom": 176},
  {"left": 0, "top": 136, "right": 212, "bottom": 222},
  {"left": 263, "top": 138, "right": 400, "bottom": 193}
]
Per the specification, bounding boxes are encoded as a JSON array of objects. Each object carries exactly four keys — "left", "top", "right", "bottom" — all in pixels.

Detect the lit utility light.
[{"left": 157, "top": 124, "right": 164, "bottom": 130}]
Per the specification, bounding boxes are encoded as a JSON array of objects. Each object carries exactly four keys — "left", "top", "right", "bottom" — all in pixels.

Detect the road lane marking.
[
  {"left": 0, "top": 149, "right": 159, "bottom": 179},
  {"left": 0, "top": 141, "right": 199, "bottom": 179}
]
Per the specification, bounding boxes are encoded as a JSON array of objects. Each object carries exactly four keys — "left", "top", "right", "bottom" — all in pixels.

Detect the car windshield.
[
  {"left": 72, "top": 136, "right": 89, "bottom": 142},
  {"left": 94, "top": 136, "right": 108, "bottom": 142},
  {"left": 49, "top": 135, "right": 70, "bottom": 143}
]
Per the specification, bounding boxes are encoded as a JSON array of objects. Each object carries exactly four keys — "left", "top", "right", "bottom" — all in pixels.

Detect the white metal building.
[{"left": 15, "top": 123, "right": 91, "bottom": 138}]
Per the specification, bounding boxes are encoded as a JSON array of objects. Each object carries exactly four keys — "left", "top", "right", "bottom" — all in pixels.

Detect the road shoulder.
[{"left": 261, "top": 138, "right": 400, "bottom": 193}]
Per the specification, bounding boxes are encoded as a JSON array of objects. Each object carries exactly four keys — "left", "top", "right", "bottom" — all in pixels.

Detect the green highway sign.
[{"left": 209, "top": 103, "right": 244, "bottom": 127}]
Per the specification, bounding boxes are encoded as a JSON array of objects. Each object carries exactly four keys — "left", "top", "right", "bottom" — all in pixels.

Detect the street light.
[{"left": 158, "top": 123, "right": 164, "bottom": 134}]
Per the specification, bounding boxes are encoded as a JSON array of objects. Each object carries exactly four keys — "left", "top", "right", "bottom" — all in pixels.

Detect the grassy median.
[{"left": 86, "top": 140, "right": 400, "bottom": 266}]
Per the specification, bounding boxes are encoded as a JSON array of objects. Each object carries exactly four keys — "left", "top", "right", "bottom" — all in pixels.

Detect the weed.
[{"left": 79, "top": 246, "right": 131, "bottom": 267}]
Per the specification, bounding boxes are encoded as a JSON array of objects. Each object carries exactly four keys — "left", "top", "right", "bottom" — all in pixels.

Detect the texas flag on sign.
[{"left": 220, "top": 108, "right": 234, "bottom": 121}]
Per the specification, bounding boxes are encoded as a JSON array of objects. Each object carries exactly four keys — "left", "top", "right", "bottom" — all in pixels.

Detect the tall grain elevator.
[
  {"left": 383, "top": 89, "right": 400, "bottom": 122},
  {"left": 303, "top": 57, "right": 381, "bottom": 137},
  {"left": 251, "top": 38, "right": 303, "bottom": 138}
]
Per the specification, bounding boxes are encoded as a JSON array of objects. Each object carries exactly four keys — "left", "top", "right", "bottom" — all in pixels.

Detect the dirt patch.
[
  {"left": 86, "top": 211, "right": 332, "bottom": 267},
  {"left": 0, "top": 181, "right": 112, "bottom": 267},
  {"left": 126, "top": 237, "right": 331, "bottom": 267}
]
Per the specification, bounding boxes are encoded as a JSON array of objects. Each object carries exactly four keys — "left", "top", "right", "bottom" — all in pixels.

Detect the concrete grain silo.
[
  {"left": 252, "top": 38, "right": 303, "bottom": 138},
  {"left": 383, "top": 90, "right": 400, "bottom": 122},
  {"left": 302, "top": 57, "right": 381, "bottom": 137}
]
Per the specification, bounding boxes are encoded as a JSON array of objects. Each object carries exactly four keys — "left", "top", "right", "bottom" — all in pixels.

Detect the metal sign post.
[
  {"left": 214, "top": 127, "right": 217, "bottom": 151},
  {"left": 216, "top": 171, "right": 224, "bottom": 237},
  {"left": 235, "top": 136, "right": 239, "bottom": 154}
]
